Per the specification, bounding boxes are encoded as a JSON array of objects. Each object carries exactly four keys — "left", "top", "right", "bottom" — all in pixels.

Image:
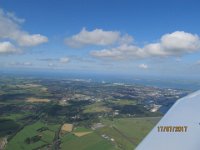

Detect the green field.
[
  {"left": 6, "top": 121, "right": 60, "bottom": 150},
  {"left": 2, "top": 112, "right": 31, "bottom": 121},
  {"left": 98, "top": 117, "right": 160, "bottom": 149},
  {"left": 83, "top": 102, "right": 111, "bottom": 113},
  {"left": 97, "top": 125, "right": 133, "bottom": 150},
  {"left": 110, "top": 99, "right": 137, "bottom": 105},
  {"left": 61, "top": 126, "right": 114, "bottom": 150},
  {"left": 60, "top": 117, "right": 160, "bottom": 150},
  {"left": 61, "top": 132, "right": 114, "bottom": 150},
  {"left": 73, "top": 126, "right": 92, "bottom": 132}
]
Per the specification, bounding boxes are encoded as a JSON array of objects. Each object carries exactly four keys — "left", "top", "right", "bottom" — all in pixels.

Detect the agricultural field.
[
  {"left": 6, "top": 121, "right": 60, "bottom": 150},
  {"left": 83, "top": 102, "right": 112, "bottom": 113},
  {"left": 73, "top": 126, "right": 92, "bottom": 137},
  {"left": 109, "top": 99, "right": 137, "bottom": 106},
  {"left": 59, "top": 117, "right": 160, "bottom": 150},
  {"left": 60, "top": 132, "right": 114, "bottom": 150},
  {"left": 1, "top": 113, "right": 26, "bottom": 121},
  {"left": 98, "top": 117, "right": 161, "bottom": 149},
  {"left": 61, "top": 123, "right": 73, "bottom": 132},
  {"left": 26, "top": 97, "right": 50, "bottom": 103},
  {"left": 73, "top": 132, "right": 92, "bottom": 137}
]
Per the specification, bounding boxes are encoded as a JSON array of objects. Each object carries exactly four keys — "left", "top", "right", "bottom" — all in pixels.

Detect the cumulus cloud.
[
  {"left": 0, "top": 41, "right": 18, "bottom": 54},
  {"left": 91, "top": 31, "right": 200, "bottom": 60},
  {"left": 90, "top": 44, "right": 143, "bottom": 60},
  {"left": 161, "top": 31, "right": 200, "bottom": 52},
  {"left": 59, "top": 57, "right": 70, "bottom": 63},
  {"left": 138, "top": 64, "right": 148, "bottom": 69},
  {"left": 0, "top": 8, "right": 48, "bottom": 54},
  {"left": 16, "top": 34, "right": 48, "bottom": 47},
  {"left": 65, "top": 28, "right": 133, "bottom": 48}
]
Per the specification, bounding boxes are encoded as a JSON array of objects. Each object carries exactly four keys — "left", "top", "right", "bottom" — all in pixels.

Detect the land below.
[{"left": 0, "top": 75, "right": 191, "bottom": 150}]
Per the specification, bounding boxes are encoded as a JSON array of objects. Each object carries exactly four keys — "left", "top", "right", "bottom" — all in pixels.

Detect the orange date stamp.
[{"left": 157, "top": 126, "right": 188, "bottom": 132}]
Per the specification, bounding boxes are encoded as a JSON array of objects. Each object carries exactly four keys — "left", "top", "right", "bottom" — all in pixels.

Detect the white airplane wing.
[{"left": 136, "top": 90, "right": 200, "bottom": 150}]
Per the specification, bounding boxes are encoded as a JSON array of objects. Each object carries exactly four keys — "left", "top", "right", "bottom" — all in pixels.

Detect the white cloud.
[
  {"left": 5, "top": 12, "right": 25, "bottom": 23},
  {"left": 23, "top": 62, "right": 32, "bottom": 66},
  {"left": 138, "top": 64, "right": 148, "bottom": 69},
  {"left": 91, "top": 31, "right": 200, "bottom": 60},
  {"left": 60, "top": 57, "right": 70, "bottom": 63},
  {"left": 90, "top": 44, "right": 142, "bottom": 60},
  {"left": 0, "top": 8, "right": 48, "bottom": 51},
  {"left": 9, "top": 61, "right": 33, "bottom": 66},
  {"left": 16, "top": 34, "right": 48, "bottom": 47},
  {"left": 0, "top": 41, "right": 18, "bottom": 54},
  {"left": 48, "top": 63, "right": 54, "bottom": 67},
  {"left": 65, "top": 28, "right": 133, "bottom": 48},
  {"left": 38, "top": 57, "right": 70, "bottom": 64},
  {"left": 161, "top": 31, "right": 200, "bottom": 52}
]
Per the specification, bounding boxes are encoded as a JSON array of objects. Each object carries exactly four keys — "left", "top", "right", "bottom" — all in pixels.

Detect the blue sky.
[{"left": 0, "top": 0, "right": 200, "bottom": 78}]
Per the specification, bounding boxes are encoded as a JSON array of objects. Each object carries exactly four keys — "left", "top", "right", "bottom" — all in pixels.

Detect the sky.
[{"left": 0, "top": 0, "right": 200, "bottom": 78}]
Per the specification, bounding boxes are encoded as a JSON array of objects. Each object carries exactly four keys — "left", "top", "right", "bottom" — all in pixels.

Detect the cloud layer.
[
  {"left": 91, "top": 31, "right": 200, "bottom": 60},
  {"left": 65, "top": 28, "right": 133, "bottom": 48},
  {"left": 38, "top": 57, "right": 70, "bottom": 64},
  {"left": 0, "top": 9, "right": 48, "bottom": 54}
]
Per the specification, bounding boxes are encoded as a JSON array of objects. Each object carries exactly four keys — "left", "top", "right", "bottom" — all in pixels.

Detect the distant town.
[{"left": 0, "top": 75, "right": 191, "bottom": 150}]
